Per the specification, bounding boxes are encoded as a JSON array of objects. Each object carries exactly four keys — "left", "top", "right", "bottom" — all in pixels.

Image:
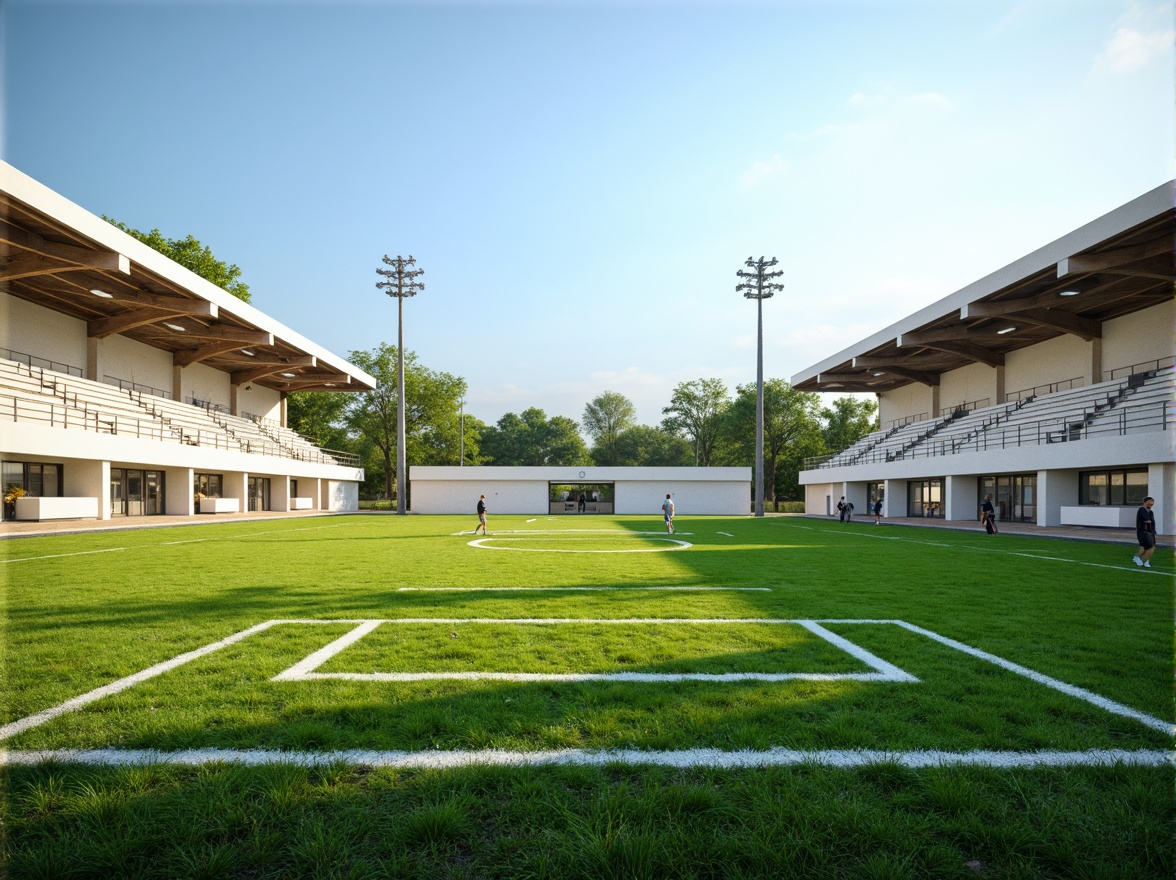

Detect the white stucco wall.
[
  {"left": 237, "top": 383, "right": 281, "bottom": 421},
  {"left": 101, "top": 334, "right": 173, "bottom": 395},
  {"left": 878, "top": 383, "right": 935, "bottom": 428},
  {"left": 1101, "top": 301, "right": 1174, "bottom": 377},
  {"left": 411, "top": 466, "right": 752, "bottom": 516},
  {"left": 938, "top": 361, "right": 998, "bottom": 413},
  {"left": 182, "top": 361, "right": 231, "bottom": 409},
  {"left": 0, "top": 292, "right": 88, "bottom": 370},
  {"left": 1004, "top": 334, "right": 1091, "bottom": 398}
]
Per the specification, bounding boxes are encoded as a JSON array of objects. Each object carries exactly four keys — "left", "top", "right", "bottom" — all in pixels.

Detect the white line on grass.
[
  {"left": 526, "top": 518, "right": 537, "bottom": 522},
  {"left": 296, "top": 671, "right": 906, "bottom": 683},
  {"left": 1, "top": 547, "right": 126, "bottom": 563},
  {"left": 4, "top": 747, "right": 1168, "bottom": 770},
  {"left": 892, "top": 620, "right": 1173, "bottom": 734},
  {"left": 468, "top": 537, "right": 693, "bottom": 553},
  {"left": 271, "top": 621, "right": 383, "bottom": 681},
  {"left": 0, "top": 620, "right": 282, "bottom": 741},
  {"left": 793, "top": 526, "right": 1167, "bottom": 574},
  {"left": 452, "top": 529, "right": 693, "bottom": 536},
  {"left": 394, "top": 586, "right": 771, "bottom": 592},
  {"left": 717, "top": 531, "right": 734, "bottom": 537}
]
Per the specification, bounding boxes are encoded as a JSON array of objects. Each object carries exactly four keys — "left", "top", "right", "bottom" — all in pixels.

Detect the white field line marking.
[
  {"left": 276, "top": 617, "right": 913, "bottom": 684},
  {"left": 792, "top": 526, "right": 1168, "bottom": 574},
  {"left": 892, "top": 621, "right": 1173, "bottom": 734},
  {"left": 717, "top": 531, "right": 734, "bottom": 537},
  {"left": 0, "top": 620, "right": 282, "bottom": 741},
  {"left": 1, "top": 547, "right": 126, "bottom": 564},
  {"left": 395, "top": 586, "right": 771, "bottom": 592},
  {"left": 452, "top": 529, "right": 693, "bottom": 536},
  {"left": 797, "top": 621, "right": 918, "bottom": 682},
  {"left": 270, "top": 621, "right": 384, "bottom": 681},
  {"left": 526, "top": 518, "right": 537, "bottom": 522},
  {"left": 7, "top": 617, "right": 1167, "bottom": 745},
  {"left": 468, "top": 537, "right": 692, "bottom": 553},
  {"left": 4, "top": 747, "right": 1168, "bottom": 770}
]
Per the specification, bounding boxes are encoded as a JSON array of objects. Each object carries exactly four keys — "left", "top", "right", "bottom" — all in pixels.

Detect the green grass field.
[{"left": 1, "top": 514, "right": 1171, "bottom": 878}]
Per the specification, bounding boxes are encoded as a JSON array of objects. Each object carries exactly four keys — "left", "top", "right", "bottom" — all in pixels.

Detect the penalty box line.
[{"left": 2, "top": 618, "right": 1169, "bottom": 743}]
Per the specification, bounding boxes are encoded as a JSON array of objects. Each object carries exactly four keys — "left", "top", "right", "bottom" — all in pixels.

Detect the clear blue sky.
[{"left": 4, "top": 0, "right": 1171, "bottom": 430}]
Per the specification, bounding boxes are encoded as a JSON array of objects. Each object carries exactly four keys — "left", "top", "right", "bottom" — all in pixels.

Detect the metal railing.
[
  {"left": 1004, "top": 376, "right": 1083, "bottom": 404},
  {"left": 1, "top": 348, "right": 83, "bottom": 377},
  {"left": 1104, "top": 356, "right": 1175, "bottom": 382},
  {"left": 939, "top": 398, "right": 990, "bottom": 417},
  {"left": 883, "top": 412, "right": 929, "bottom": 431},
  {"left": 105, "top": 376, "right": 172, "bottom": 400}
]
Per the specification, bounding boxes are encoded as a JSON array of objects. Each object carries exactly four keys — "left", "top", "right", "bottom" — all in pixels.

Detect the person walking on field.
[
  {"left": 981, "top": 494, "right": 998, "bottom": 535},
  {"left": 836, "top": 496, "right": 847, "bottom": 522},
  {"left": 872, "top": 498, "right": 883, "bottom": 525},
  {"left": 1133, "top": 496, "right": 1156, "bottom": 568},
  {"left": 474, "top": 494, "right": 488, "bottom": 535},
  {"left": 662, "top": 493, "right": 675, "bottom": 534}
]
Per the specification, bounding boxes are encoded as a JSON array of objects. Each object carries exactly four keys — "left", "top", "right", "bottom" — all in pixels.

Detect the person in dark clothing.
[
  {"left": 578, "top": 493, "right": 586, "bottom": 514},
  {"left": 836, "top": 497, "right": 846, "bottom": 522},
  {"left": 475, "top": 495, "right": 488, "bottom": 535},
  {"left": 872, "top": 499, "right": 883, "bottom": 525},
  {"left": 981, "top": 494, "right": 998, "bottom": 535},
  {"left": 1133, "top": 496, "right": 1156, "bottom": 568}
]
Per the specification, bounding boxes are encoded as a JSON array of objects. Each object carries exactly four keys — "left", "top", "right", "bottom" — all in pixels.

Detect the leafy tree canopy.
[
  {"left": 661, "top": 378, "right": 730, "bottom": 466},
  {"left": 821, "top": 395, "right": 879, "bottom": 453},
  {"left": 726, "top": 379, "right": 822, "bottom": 502},
  {"left": 105, "top": 217, "right": 251, "bottom": 302},
  {"left": 582, "top": 391, "right": 637, "bottom": 466},
  {"left": 604, "top": 424, "right": 694, "bottom": 467},
  {"left": 481, "top": 407, "right": 589, "bottom": 466}
]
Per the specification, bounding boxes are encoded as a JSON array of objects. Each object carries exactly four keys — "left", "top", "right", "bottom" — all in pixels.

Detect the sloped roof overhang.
[
  {"left": 0, "top": 162, "right": 376, "bottom": 393},
  {"left": 791, "top": 181, "right": 1174, "bottom": 393}
]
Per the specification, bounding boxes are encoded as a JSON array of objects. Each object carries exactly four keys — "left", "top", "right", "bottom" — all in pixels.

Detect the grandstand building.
[
  {"left": 793, "top": 182, "right": 1174, "bottom": 535},
  {"left": 0, "top": 162, "right": 374, "bottom": 522}
]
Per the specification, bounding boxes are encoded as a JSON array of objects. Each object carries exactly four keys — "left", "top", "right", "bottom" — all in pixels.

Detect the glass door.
[
  {"left": 110, "top": 468, "right": 125, "bottom": 517},
  {"left": 145, "top": 471, "right": 163, "bottom": 515},
  {"left": 126, "top": 470, "right": 144, "bottom": 516}
]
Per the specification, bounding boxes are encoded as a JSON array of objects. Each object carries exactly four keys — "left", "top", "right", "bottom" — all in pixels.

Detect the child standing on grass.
[{"left": 1133, "top": 496, "right": 1155, "bottom": 568}]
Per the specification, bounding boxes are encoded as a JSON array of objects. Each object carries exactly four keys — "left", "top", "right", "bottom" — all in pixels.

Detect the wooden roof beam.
[
  {"left": 908, "top": 340, "right": 1004, "bottom": 368},
  {"left": 232, "top": 356, "right": 317, "bottom": 385},
  {"left": 0, "top": 220, "right": 130, "bottom": 274},
  {"left": 1006, "top": 308, "right": 1102, "bottom": 341},
  {"left": 1058, "top": 237, "right": 1172, "bottom": 276},
  {"left": 174, "top": 338, "right": 274, "bottom": 367},
  {"left": 88, "top": 300, "right": 219, "bottom": 339},
  {"left": 171, "top": 325, "right": 272, "bottom": 342}
]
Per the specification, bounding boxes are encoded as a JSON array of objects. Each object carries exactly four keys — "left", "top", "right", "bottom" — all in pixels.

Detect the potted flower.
[{"left": 4, "top": 484, "right": 26, "bottom": 520}]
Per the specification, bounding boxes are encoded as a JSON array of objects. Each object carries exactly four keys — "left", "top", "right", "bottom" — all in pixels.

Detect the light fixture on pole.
[
  {"left": 736, "top": 255, "right": 784, "bottom": 517},
  {"left": 376, "top": 254, "right": 425, "bottom": 514}
]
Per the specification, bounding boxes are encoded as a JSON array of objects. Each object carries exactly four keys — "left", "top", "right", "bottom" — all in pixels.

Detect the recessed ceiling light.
[
  {"left": 163, "top": 323, "right": 186, "bottom": 332},
  {"left": 239, "top": 349, "right": 255, "bottom": 356},
  {"left": 89, "top": 288, "right": 114, "bottom": 299},
  {"left": 1058, "top": 289, "right": 1082, "bottom": 297},
  {"left": 324, "top": 383, "right": 335, "bottom": 387},
  {"left": 997, "top": 327, "right": 1016, "bottom": 335},
  {"left": 281, "top": 372, "right": 296, "bottom": 378},
  {"left": 871, "top": 371, "right": 886, "bottom": 377}
]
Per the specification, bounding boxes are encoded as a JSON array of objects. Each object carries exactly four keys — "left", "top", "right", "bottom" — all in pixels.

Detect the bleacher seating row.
[
  {"left": 814, "top": 368, "right": 1173, "bottom": 468},
  {"left": 0, "top": 358, "right": 352, "bottom": 466}
]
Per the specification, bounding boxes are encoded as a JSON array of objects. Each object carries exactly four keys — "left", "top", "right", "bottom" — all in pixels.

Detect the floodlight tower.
[
  {"left": 736, "top": 256, "right": 784, "bottom": 517},
  {"left": 376, "top": 254, "right": 425, "bottom": 514}
]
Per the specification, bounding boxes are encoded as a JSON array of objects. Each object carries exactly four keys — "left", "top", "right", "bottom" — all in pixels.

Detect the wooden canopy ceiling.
[
  {"left": 793, "top": 191, "right": 1174, "bottom": 393},
  {"left": 0, "top": 187, "right": 373, "bottom": 393}
]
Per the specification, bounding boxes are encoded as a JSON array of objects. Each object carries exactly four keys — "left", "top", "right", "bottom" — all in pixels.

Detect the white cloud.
[
  {"left": 1097, "top": 3, "right": 1174, "bottom": 72},
  {"left": 738, "top": 154, "right": 786, "bottom": 189}
]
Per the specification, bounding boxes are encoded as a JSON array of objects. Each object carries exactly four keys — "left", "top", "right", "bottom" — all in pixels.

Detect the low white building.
[
  {"left": 0, "top": 162, "right": 373, "bottom": 522},
  {"left": 793, "top": 181, "right": 1174, "bottom": 535},
  {"left": 411, "top": 466, "right": 752, "bottom": 516}
]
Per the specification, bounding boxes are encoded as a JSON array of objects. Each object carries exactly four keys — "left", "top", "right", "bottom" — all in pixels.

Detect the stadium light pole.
[
  {"left": 736, "top": 256, "right": 784, "bottom": 517},
  {"left": 376, "top": 254, "right": 425, "bottom": 514}
]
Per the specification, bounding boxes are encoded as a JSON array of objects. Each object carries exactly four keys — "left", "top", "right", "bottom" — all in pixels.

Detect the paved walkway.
[{"left": 0, "top": 509, "right": 1166, "bottom": 547}]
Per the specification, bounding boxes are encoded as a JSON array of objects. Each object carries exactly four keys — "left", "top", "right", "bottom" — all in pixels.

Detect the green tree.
[
  {"left": 661, "top": 378, "right": 730, "bottom": 466},
  {"left": 481, "top": 408, "right": 589, "bottom": 466},
  {"left": 609, "top": 424, "right": 695, "bottom": 467},
  {"left": 105, "top": 218, "right": 251, "bottom": 302},
  {"left": 820, "top": 396, "right": 879, "bottom": 453},
  {"left": 582, "top": 391, "right": 637, "bottom": 466},
  {"left": 286, "top": 392, "right": 352, "bottom": 450},
  {"left": 345, "top": 343, "right": 467, "bottom": 500},
  {"left": 725, "top": 380, "right": 822, "bottom": 509}
]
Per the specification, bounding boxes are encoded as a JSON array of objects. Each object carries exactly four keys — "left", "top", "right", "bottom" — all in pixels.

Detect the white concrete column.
[
  {"left": 944, "top": 474, "right": 978, "bottom": 523},
  {"left": 224, "top": 470, "right": 248, "bottom": 513},
  {"left": 1148, "top": 461, "right": 1174, "bottom": 535},
  {"left": 166, "top": 467, "right": 195, "bottom": 515},
  {"left": 67, "top": 458, "right": 110, "bottom": 520},
  {"left": 1037, "top": 468, "right": 1078, "bottom": 528},
  {"left": 273, "top": 474, "right": 291, "bottom": 512}
]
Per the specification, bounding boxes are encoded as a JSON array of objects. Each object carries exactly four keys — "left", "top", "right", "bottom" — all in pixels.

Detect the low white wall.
[
  {"left": 1060, "top": 505, "right": 1136, "bottom": 528},
  {"left": 15, "top": 496, "right": 99, "bottom": 520},
  {"left": 411, "top": 466, "right": 751, "bottom": 516}
]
